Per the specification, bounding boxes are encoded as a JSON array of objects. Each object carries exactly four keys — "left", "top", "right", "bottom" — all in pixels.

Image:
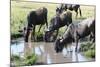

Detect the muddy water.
[{"left": 11, "top": 40, "right": 94, "bottom": 65}]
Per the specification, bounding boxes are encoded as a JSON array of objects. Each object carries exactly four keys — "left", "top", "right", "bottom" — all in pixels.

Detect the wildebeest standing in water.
[
  {"left": 55, "top": 17, "right": 95, "bottom": 53},
  {"left": 56, "top": 4, "right": 82, "bottom": 18},
  {"left": 25, "top": 7, "right": 48, "bottom": 42},
  {"left": 44, "top": 11, "right": 72, "bottom": 42}
]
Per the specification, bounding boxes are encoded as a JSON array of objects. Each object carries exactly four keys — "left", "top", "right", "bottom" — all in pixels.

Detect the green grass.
[
  {"left": 79, "top": 42, "right": 95, "bottom": 58},
  {"left": 11, "top": 55, "right": 20, "bottom": 61},
  {"left": 24, "top": 54, "right": 37, "bottom": 65},
  {"left": 11, "top": 1, "right": 95, "bottom": 37},
  {"left": 11, "top": 54, "right": 22, "bottom": 66},
  {"left": 84, "top": 49, "right": 95, "bottom": 58},
  {"left": 11, "top": 54, "right": 37, "bottom": 66}
]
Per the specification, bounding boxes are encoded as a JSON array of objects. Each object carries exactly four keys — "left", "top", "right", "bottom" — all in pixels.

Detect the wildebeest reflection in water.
[
  {"left": 25, "top": 7, "right": 48, "bottom": 42},
  {"left": 44, "top": 11, "right": 72, "bottom": 42},
  {"left": 11, "top": 41, "right": 95, "bottom": 65},
  {"left": 55, "top": 17, "right": 95, "bottom": 53},
  {"left": 56, "top": 4, "right": 82, "bottom": 18}
]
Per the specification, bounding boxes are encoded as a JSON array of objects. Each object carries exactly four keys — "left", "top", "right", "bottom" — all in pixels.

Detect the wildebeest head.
[
  {"left": 44, "top": 29, "right": 53, "bottom": 42},
  {"left": 56, "top": 4, "right": 65, "bottom": 14},
  {"left": 44, "top": 16, "right": 60, "bottom": 42},
  {"left": 54, "top": 37, "right": 64, "bottom": 53},
  {"left": 54, "top": 24, "right": 75, "bottom": 53},
  {"left": 44, "top": 11, "right": 72, "bottom": 42},
  {"left": 56, "top": 4, "right": 81, "bottom": 18}
]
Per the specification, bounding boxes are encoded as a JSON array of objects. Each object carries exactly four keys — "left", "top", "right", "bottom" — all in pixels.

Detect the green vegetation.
[
  {"left": 11, "top": 54, "right": 37, "bottom": 66},
  {"left": 24, "top": 54, "right": 37, "bottom": 65},
  {"left": 11, "top": 1, "right": 95, "bottom": 39},
  {"left": 11, "top": 55, "right": 22, "bottom": 66},
  {"left": 36, "top": 32, "right": 44, "bottom": 41},
  {"left": 79, "top": 42, "right": 95, "bottom": 58},
  {"left": 11, "top": 33, "right": 23, "bottom": 40},
  {"left": 84, "top": 49, "right": 95, "bottom": 58},
  {"left": 11, "top": 55, "right": 20, "bottom": 61}
]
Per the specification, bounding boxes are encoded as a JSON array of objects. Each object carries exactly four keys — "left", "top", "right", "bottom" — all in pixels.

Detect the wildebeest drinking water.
[
  {"left": 44, "top": 11, "right": 72, "bottom": 42},
  {"left": 25, "top": 7, "right": 48, "bottom": 42},
  {"left": 55, "top": 17, "right": 95, "bottom": 53},
  {"left": 56, "top": 4, "right": 82, "bottom": 18}
]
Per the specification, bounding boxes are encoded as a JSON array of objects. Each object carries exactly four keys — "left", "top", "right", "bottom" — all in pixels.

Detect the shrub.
[
  {"left": 79, "top": 42, "right": 94, "bottom": 52},
  {"left": 84, "top": 49, "right": 95, "bottom": 58},
  {"left": 11, "top": 55, "right": 20, "bottom": 61},
  {"left": 79, "top": 42, "right": 95, "bottom": 58},
  {"left": 11, "top": 33, "right": 23, "bottom": 40},
  {"left": 35, "top": 32, "right": 44, "bottom": 41},
  {"left": 25, "top": 54, "right": 37, "bottom": 65}
]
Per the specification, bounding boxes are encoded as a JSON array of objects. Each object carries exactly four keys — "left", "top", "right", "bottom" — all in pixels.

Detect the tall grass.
[{"left": 11, "top": 1, "right": 95, "bottom": 36}]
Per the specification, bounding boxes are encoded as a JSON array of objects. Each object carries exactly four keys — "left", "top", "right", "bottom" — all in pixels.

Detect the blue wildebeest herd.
[
  {"left": 56, "top": 4, "right": 82, "bottom": 18},
  {"left": 24, "top": 4, "right": 95, "bottom": 53}
]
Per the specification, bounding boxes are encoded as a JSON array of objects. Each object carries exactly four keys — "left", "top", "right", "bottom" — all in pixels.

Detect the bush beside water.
[
  {"left": 11, "top": 33, "right": 23, "bottom": 40},
  {"left": 11, "top": 55, "right": 20, "bottom": 61},
  {"left": 11, "top": 54, "right": 37, "bottom": 66},
  {"left": 24, "top": 54, "right": 37, "bottom": 65},
  {"left": 79, "top": 42, "right": 95, "bottom": 58},
  {"left": 84, "top": 49, "right": 95, "bottom": 58}
]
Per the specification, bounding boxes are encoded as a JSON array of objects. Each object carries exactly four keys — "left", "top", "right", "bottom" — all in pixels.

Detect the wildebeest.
[
  {"left": 25, "top": 7, "right": 48, "bottom": 42},
  {"left": 55, "top": 17, "right": 95, "bottom": 53},
  {"left": 44, "top": 11, "right": 72, "bottom": 42},
  {"left": 56, "top": 4, "right": 82, "bottom": 18}
]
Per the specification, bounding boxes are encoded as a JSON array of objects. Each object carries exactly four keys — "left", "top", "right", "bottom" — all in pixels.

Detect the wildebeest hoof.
[
  {"left": 75, "top": 50, "right": 79, "bottom": 53},
  {"left": 64, "top": 56, "right": 67, "bottom": 58},
  {"left": 69, "top": 50, "right": 73, "bottom": 52},
  {"left": 75, "top": 49, "right": 78, "bottom": 52},
  {"left": 25, "top": 39, "right": 28, "bottom": 42}
]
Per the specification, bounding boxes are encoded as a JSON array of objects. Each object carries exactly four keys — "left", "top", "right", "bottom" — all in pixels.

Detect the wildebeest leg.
[
  {"left": 75, "top": 52, "right": 78, "bottom": 62},
  {"left": 25, "top": 29, "right": 31, "bottom": 42},
  {"left": 31, "top": 25, "right": 36, "bottom": 41},
  {"left": 79, "top": 7, "right": 82, "bottom": 17},
  {"left": 38, "top": 24, "right": 42, "bottom": 33},
  {"left": 75, "top": 9, "right": 78, "bottom": 19},
  {"left": 63, "top": 26, "right": 68, "bottom": 34},
  {"left": 55, "top": 29, "right": 59, "bottom": 40},
  {"left": 75, "top": 32, "right": 79, "bottom": 52},
  {"left": 64, "top": 7, "right": 67, "bottom": 11},
  {"left": 90, "top": 32, "right": 95, "bottom": 43},
  {"left": 75, "top": 39, "right": 78, "bottom": 52},
  {"left": 45, "top": 16, "right": 48, "bottom": 29},
  {"left": 46, "top": 22, "right": 48, "bottom": 29}
]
